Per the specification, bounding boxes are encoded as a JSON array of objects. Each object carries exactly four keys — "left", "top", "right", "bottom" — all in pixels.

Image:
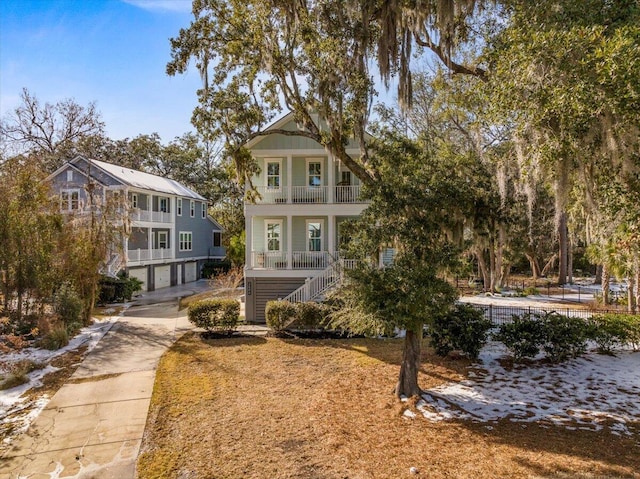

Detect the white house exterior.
[
  {"left": 49, "top": 156, "right": 225, "bottom": 291},
  {"left": 244, "top": 113, "right": 368, "bottom": 322}
]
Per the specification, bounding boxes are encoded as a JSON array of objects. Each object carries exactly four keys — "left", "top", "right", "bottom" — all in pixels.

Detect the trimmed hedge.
[
  {"left": 429, "top": 304, "right": 492, "bottom": 359},
  {"left": 265, "top": 301, "right": 328, "bottom": 332},
  {"left": 188, "top": 299, "right": 240, "bottom": 334}
]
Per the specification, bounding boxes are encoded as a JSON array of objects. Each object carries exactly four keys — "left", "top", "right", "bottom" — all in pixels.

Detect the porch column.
[
  {"left": 327, "top": 154, "right": 335, "bottom": 203},
  {"left": 328, "top": 214, "right": 335, "bottom": 259},
  {"left": 147, "top": 227, "right": 153, "bottom": 258},
  {"left": 245, "top": 216, "right": 253, "bottom": 268},
  {"left": 287, "top": 154, "right": 293, "bottom": 204},
  {"left": 287, "top": 214, "right": 293, "bottom": 269},
  {"left": 148, "top": 194, "right": 153, "bottom": 221}
]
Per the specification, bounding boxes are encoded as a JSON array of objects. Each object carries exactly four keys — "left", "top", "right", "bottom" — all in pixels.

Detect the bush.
[
  {"left": 0, "top": 359, "right": 44, "bottom": 390},
  {"left": 202, "top": 259, "right": 232, "bottom": 279},
  {"left": 265, "top": 300, "right": 297, "bottom": 332},
  {"left": 98, "top": 273, "right": 143, "bottom": 304},
  {"left": 429, "top": 304, "right": 492, "bottom": 359},
  {"left": 590, "top": 313, "right": 640, "bottom": 353},
  {"left": 40, "top": 325, "right": 69, "bottom": 350},
  {"left": 540, "top": 312, "right": 589, "bottom": 362},
  {"left": 494, "top": 313, "right": 546, "bottom": 361},
  {"left": 188, "top": 299, "right": 240, "bottom": 334},
  {"left": 54, "top": 282, "right": 83, "bottom": 326},
  {"left": 523, "top": 287, "right": 539, "bottom": 296},
  {"left": 293, "top": 302, "right": 327, "bottom": 329}
]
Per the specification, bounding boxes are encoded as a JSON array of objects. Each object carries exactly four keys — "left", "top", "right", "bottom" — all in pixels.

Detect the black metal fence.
[{"left": 465, "top": 303, "right": 637, "bottom": 326}]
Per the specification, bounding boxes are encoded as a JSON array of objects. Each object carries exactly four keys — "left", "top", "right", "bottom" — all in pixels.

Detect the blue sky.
[{"left": 0, "top": 0, "right": 201, "bottom": 142}]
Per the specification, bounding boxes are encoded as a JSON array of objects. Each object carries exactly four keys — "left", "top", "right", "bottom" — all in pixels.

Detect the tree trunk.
[
  {"left": 558, "top": 212, "right": 568, "bottom": 285},
  {"left": 395, "top": 325, "right": 423, "bottom": 399},
  {"left": 496, "top": 226, "right": 506, "bottom": 288},
  {"left": 627, "top": 276, "right": 636, "bottom": 313},
  {"left": 567, "top": 236, "right": 573, "bottom": 284},
  {"left": 476, "top": 248, "right": 490, "bottom": 292},
  {"left": 595, "top": 264, "right": 603, "bottom": 284},
  {"left": 526, "top": 253, "right": 541, "bottom": 281},
  {"left": 602, "top": 263, "right": 610, "bottom": 305}
]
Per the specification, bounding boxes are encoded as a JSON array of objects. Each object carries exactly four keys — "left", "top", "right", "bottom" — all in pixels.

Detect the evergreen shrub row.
[{"left": 265, "top": 300, "right": 328, "bottom": 332}]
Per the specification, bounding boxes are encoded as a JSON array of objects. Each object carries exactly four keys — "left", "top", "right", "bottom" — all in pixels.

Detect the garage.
[
  {"left": 128, "top": 267, "right": 148, "bottom": 292},
  {"left": 184, "top": 261, "right": 198, "bottom": 283},
  {"left": 154, "top": 265, "right": 171, "bottom": 289}
]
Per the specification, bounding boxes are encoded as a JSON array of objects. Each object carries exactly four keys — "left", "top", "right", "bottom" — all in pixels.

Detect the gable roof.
[{"left": 68, "top": 156, "right": 206, "bottom": 201}]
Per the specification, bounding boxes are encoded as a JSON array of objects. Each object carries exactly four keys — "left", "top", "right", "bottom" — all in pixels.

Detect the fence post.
[{"left": 489, "top": 304, "right": 493, "bottom": 324}]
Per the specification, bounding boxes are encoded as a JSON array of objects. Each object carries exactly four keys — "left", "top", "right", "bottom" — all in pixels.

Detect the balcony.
[
  {"left": 250, "top": 251, "right": 337, "bottom": 270},
  {"left": 127, "top": 248, "right": 174, "bottom": 263},
  {"left": 252, "top": 185, "right": 364, "bottom": 205},
  {"left": 130, "top": 208, "right": 172, "bottom": 223}
]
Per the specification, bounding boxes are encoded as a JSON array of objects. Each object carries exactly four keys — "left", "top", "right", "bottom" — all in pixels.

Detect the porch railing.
[
  {"left": 251, "top": 251, "right": 337, "bottom": 270},
  {"left": 130, "top": 208, "right": 173, "bottom": 223},
  {"left": 252, "top": 185, "right": 363, "bottom": 204},
  {"left": 127, "top": 248, "right": 174, "bottom": 262}
]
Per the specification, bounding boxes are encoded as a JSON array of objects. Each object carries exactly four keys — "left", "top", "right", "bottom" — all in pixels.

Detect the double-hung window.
[
  {"left": 265, "top": 221, "right": 282, "bottom": 252},
  {"left": 61, "top": 189, "right": 80, "bottom": 211},
  {"left": 266, "top": 160, "right": 281, "bottom": 189},
  {"left": 159, "top": 197, "right": 168, "bottom": 213},
  {"left": 177, "top": 198, "right": 182, "bottom": 216},
  {"left": 307, "top": 159, "right": 322, "bottom": 187},
  {"left": 190, "top": 200, "right": 195, "bottom": 217},
  {"left": 201, "top": 202, "right": 207, "bottom": 218},
  {"left": 179, "top": 232, "right": 192, "bottom": 251}
]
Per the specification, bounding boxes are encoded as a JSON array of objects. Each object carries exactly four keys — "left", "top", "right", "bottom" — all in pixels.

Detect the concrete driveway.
[{"left": 0, "top": 281, "right": 211, "bottom": 479}]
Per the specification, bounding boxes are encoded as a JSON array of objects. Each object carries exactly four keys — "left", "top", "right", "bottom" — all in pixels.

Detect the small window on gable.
[
  {"left": 177, "top": 198, "right": 182, "bottom": 216},
  {"left": 202, "top": 202, "right": 207, "bottom": 219},
  {"left": 66, "top": 170, "right": 73, "bottom": 182},
  {"left": 190, "top": 200, "right": 195, "bottom": 217}
]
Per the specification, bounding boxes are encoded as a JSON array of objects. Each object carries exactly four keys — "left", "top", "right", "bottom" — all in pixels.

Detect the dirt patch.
[{"left": 138, "top": 333, "right": 640, "bottom": 479}]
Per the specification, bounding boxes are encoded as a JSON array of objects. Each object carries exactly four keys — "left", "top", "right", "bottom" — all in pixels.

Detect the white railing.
[
  {"left": 100, "top": 253, "right": 123, "bottom": 278},
  {"left": 129, "top": 208, "right": 172, "bottom": 223},
  {"left": 252, "top": 185, "right": 363, "bottom": 204},
  {"left": 282, "top": 260, "right": 343, "bottom": 303},
  {"left": 127, "top": 248, "right": 173, "bottom": 262},
  {"left": 251, "top": 251, "right": 336, "bottom": 270}
]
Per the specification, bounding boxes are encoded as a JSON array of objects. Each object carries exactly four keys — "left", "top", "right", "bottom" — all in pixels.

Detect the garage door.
[
  {"left": 184, "top": 262, "right": 198, "bottom": 283},
  {"left": 129, "top": 267, "right": 148, "bottom": 292},
  {"left": 154, "top": 265, "right": 171, "bottom": 289}
]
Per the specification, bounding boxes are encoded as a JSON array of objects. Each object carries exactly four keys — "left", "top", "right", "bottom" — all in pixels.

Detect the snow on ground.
[
  {"left": 0, "top": 314, "right": 120, "bottom": 444},
  {"left": 416, "top": 341, "right": 640, "bottom": 436}
]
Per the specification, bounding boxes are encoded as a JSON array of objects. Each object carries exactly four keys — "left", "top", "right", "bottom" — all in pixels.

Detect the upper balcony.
[
  {"left": 129, "top": 207, "right": 172, "bottom": 224},
  {"left": 252, "top": 185, "right": 365, "bottom": 205}
]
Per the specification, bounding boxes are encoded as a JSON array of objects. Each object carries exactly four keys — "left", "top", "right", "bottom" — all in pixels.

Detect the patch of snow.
[{"left": 418, "top": 341, "right": 640, "bottom": 435}]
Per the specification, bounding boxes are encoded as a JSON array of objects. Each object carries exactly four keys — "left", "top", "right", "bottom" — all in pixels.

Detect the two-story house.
[
  {"left": 244, "top": 113, "right": 368, "bottom": 322},
  {"left": 49, "top": 156, "right": 225, "bottom": 291}
]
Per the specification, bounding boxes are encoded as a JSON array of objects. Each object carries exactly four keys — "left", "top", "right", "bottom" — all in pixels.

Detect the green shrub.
[
  {"left": 523, "top": 287, "right": 539, "bottom": 296},
  {"left": 429, "top": 304, "right": 492, "bottom": 359},
  {"left": 188, "top": 299, "right": 240, "bottom": 334},
  {"left": 265, "top": 300, "right": 297, "bottom": 332},
  {"left": 590, "top": 313, "right": 640, "bottom": 352},
  {"left": 202, "top": 259, "right": 232, "bottom": 279},
  {"left": 494, "top": 313, "right": 546, "bottom": 361},
  {"left": 540, "top": 312, "right": 589, "bottom": 362},
  {"left": 54, "top": 282, "right": 83, "bottom": 326},
  {"left": 98, "top": 273, "right": 143, "bottom": 304},
  {"left": 293, "top": 302, "right": 327, "bottom": 329}
]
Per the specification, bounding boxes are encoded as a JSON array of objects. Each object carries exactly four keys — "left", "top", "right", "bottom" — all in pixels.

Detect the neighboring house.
[
  {"left": 48, "top": 156, "right": 225, "bottom": 291},
  {"left": 244, "top": 113, "right": 368, "bottom": 322}
]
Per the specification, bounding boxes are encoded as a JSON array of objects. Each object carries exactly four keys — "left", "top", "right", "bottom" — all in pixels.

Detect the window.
[
  {"left": 307, "top": 220, "right": 323, "bottom": 252},
  {"left": 190, "top": 200, "right": 195, "bottom": 217},
  {"left": 266, "top": 160, "right": 281, "bottom": 189},
  {"left": 307, "top": 159, "right": 322, "bottom": 187},
  {"left": 157, "top": 231, "right": 168, "bottom": 249},
  {"left": 66, "top": 170, "right": 73, "bottom": 182},
  {"left": 61, "top": 189, "right": 80, "bottom": 211},
  {"left": 131, "top": 193, "right": 138, "bottom": 208},
  {"left": 265, "top": 221, "right": 282, "bottom": 252},
  {"left": 177, "top": 198, "right": 182, "bottom": 216},
  {"left": 179, "top": 232, "right": 192, "bottom": 251},
  {"left": 159, "top": 197, "right": 168, "bottom": 213},
  {"left": 213, "top": 232, "right": 222, "bottom": 247},
  {"left": 341, "top": 171, "right": 352, "bottom": 185},
  {"left": 202, "top": 202, "right": 207, "bottom": 218}
]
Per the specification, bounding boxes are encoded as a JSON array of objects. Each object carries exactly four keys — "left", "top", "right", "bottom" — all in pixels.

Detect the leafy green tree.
[{"left": 330, "top": 132, "right": 470, "bottom": 397}]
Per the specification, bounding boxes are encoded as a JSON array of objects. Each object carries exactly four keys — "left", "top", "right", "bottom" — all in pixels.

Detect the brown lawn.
[{"left": 137, "top": 333, "right": 640, "bottom": 479}]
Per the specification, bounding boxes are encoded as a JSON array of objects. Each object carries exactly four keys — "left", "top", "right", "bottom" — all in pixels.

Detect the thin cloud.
[{"left": 122, "top": 0, "right": 192, "bottom": 13}]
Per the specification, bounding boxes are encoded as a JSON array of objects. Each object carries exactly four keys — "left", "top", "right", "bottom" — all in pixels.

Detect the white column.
[
  {"left": 327, "top": 154, "right": 335, "bottom": 203},
  {"left": 286, "top": 154, "right": 293, "bottom": 204},
  {"left": 328, "top": 214, "right": 335, "bottom": 257},
  {"left": 147, "top": 227, "right": 153, "bottom": 257},
  {"left": 287, "top": 214, "right": 293, "bottom": 269},
  {"left": 245, "top": 216, "right": 253, "bottom": 268}
]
